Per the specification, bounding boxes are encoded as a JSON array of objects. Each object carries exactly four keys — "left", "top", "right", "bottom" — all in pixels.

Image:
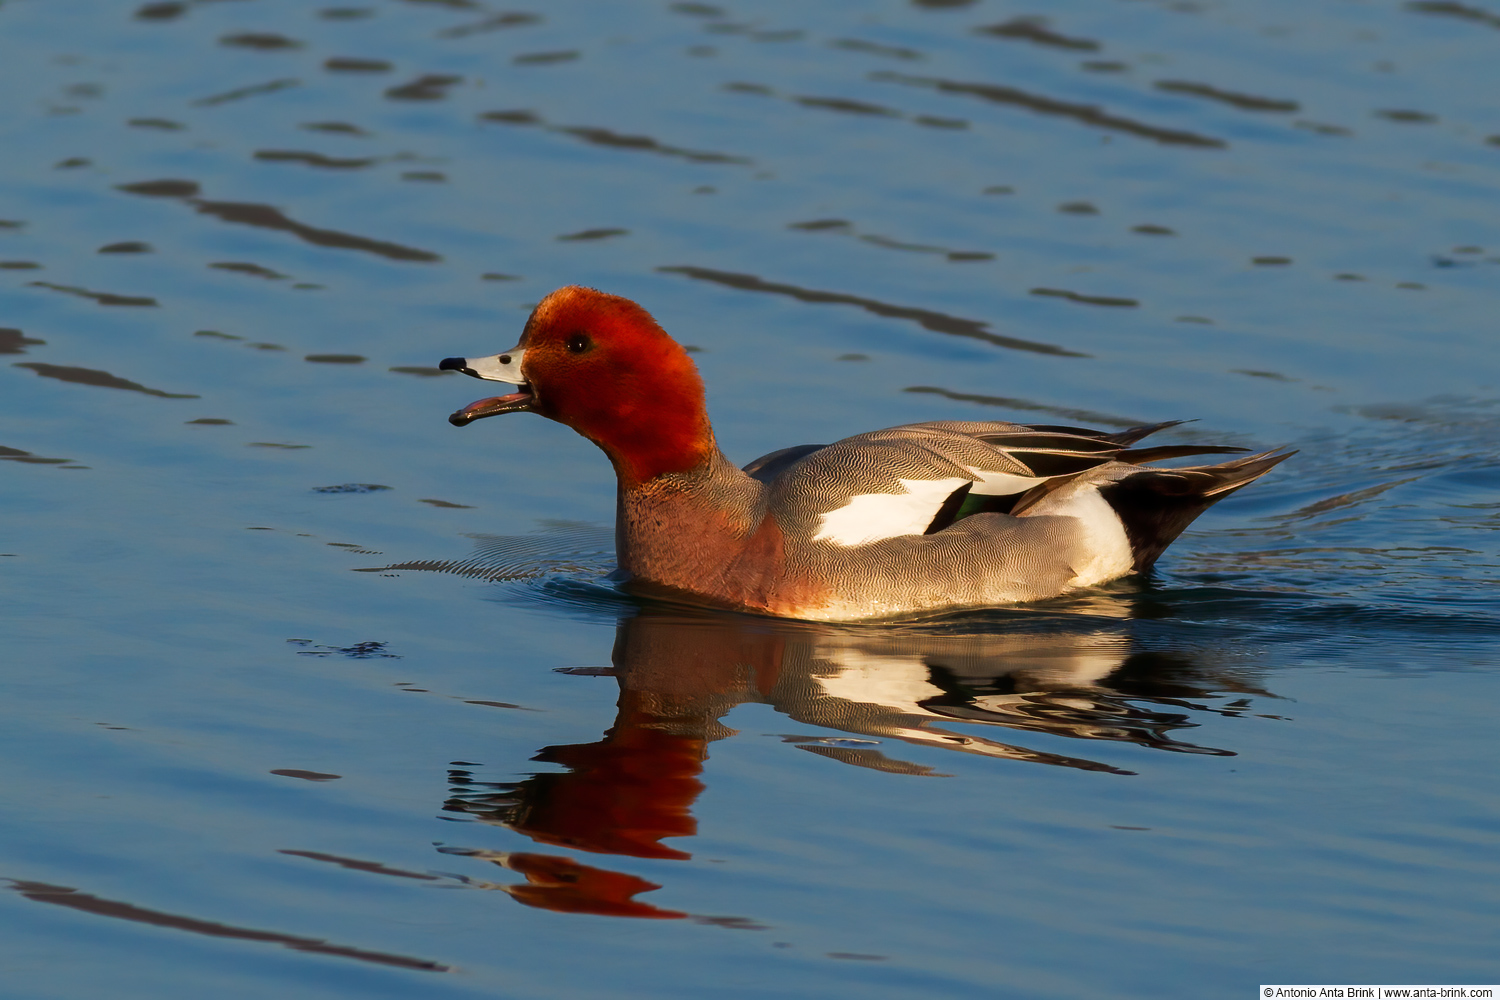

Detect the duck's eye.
[{"left": 565, "top": 332, "right": 591, "bottom": 354}]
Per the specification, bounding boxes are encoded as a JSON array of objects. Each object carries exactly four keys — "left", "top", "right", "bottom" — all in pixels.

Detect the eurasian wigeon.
[{"left": 441, "top": 285, "right": 1290, "bottom": 620}]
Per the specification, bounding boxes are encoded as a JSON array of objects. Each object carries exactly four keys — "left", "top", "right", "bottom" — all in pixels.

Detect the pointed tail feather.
[
  {"left": 1115, "top": 444, "right": 1251, "bottom": 464},
  {"left": 1102, "top": 419, "right": 1194, "bottom": 446},
  {"left": 1021, "top": 419, "right": 1191, "bottom": 447}
]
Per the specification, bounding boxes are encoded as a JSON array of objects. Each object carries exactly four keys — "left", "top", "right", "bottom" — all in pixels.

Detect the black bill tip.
[{"left": 438, "top": 357, "right": 469, "bottom": 374}]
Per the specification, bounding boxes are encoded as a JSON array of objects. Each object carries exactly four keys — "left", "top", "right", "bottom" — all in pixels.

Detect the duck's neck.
[
  {"left": 615, "top": 449, "right": 772, "bottom": 602},
  {"left": 569, "top": 369, "right": 714, "bottom": 489},
  {"left": 596, "top": 423, "right": 715, "bottom": 489}
]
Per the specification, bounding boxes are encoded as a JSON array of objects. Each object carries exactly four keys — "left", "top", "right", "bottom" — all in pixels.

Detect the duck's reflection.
[
  {"left": 440, "top": 605, "right": 1272, "bottom": 917},
  {"left": 434, "top": 848, "right": 690, "bottom": 920}
]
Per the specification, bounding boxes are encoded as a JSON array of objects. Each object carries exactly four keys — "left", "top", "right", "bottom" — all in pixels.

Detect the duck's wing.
[
  {"left": 759, "top": 421, "right": 1131, "bottom": 547},
  {"left": 758, "top": 419, "right": 1273, "bottom": 551},
  {"left": 740, "top": 419, "right": 1210, "bottom": 483}
]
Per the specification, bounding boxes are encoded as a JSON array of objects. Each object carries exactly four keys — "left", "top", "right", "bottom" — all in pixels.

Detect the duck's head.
[{"left": 441, "top": 286, "right": 713, "bottom": 486}]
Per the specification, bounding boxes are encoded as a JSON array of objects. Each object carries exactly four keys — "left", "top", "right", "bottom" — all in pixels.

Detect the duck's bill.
[
  {"left": 439, "top": 349, "right": 525, "bottom": 383},
  {"left": 440, "top": 348, "right": 531, "bottom": 426},
  {"left": 448, "top": 389, "right": 533, "bottom": 426}
]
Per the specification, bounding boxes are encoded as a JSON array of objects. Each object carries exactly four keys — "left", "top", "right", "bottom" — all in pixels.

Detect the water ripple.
[
  {"left": 871, "top": 70, "right": 1228, "bottom": 148},
  {"left": 659, "top": 265, "right": 1088, "bottom": 356}
]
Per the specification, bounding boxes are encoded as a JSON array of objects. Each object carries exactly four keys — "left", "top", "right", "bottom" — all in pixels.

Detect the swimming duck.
[{"left": 440, "top": 286, "right": 1290, "bottom": 621}]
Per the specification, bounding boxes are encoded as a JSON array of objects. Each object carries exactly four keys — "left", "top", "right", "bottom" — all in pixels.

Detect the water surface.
[{"left": 2, "top": 0, "right": 1498, "bottom": 997}]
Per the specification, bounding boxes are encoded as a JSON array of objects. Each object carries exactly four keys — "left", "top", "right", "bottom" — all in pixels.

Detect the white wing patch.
[{"left": 812, "top": 477, "right": 970, "bottom": 547}]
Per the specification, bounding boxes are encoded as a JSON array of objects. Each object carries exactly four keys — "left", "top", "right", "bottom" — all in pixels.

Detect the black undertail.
[{"left": 1098, "top": 449, "right": 1295, "bottom": 572}]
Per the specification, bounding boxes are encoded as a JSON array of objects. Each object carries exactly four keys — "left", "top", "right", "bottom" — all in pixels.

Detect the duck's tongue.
[{"left": 448, "top": 389, "right": 533, "bottom": 426}]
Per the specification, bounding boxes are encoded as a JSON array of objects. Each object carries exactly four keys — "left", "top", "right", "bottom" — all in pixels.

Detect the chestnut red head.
[{"left": 442, "top": 286, "right": 713, "bottom": 487}]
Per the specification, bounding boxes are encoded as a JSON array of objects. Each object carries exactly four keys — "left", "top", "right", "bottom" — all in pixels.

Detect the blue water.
[{"left": 2, "top": 0, "right": 1497, "bottom": 996}]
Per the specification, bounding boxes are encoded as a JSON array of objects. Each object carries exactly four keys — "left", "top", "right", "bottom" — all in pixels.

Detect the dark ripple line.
[
  {"left": 26, "top": 282, "right": 157, "bottom": 307},
  {"left": 0, "top": 329, "right": 44, "bottom": 355},
  {"left": 324, "top": 57, "right": 393, "bottom": 73},
  {"left": 480, "top": 111, "right": 752, "bottom": 164},
  {"left": 116, "top": 179, "right": 439, "bottom": 261},
  {"left": 1154, "top": 80, "right": 1299, "bottom": 113},
  {"left": 15, "top": 362, "right": 199, "bottom": 398},
  {"left": 1031, "top": 286, "right": 1139, "bottom": 308},
  {"left": 254, "top": 150, "right": 379, "bottom": 169},
  {"left": 725, "top": 81, "right": 969, "bottom": 133},
  {"left": 1405, "top": 0, "right": 1500, "bottom": 30},
  {"left": 659, "top": 266, "right": 1087, "bottom": 357},
  {"left": 974, "top": 18, "right": 1101, "bottom": 51},
  {"left": 4, "top": 879, "right": 448, "bottom": 972},
  {"left": 385, "top": 74, "right": 463, "bottom": 101},
  {"left": 192, "top": 201, "right": 441, "bottom": 262},
  {"left": 135, "top": 2, "right": 186, "bottom": 21},
  {"left": 903, "top": 386, "right": 1139, "bottom": 427},
  {"left": 211, "top": 261, "right": 288, "bottom": 280},
  {"left": 191, "top": 77, "right": 300, "bottom": 107},
  {"left": 794, "top": 95, "right": 900, "bottom": 117},
  {"left": 789, "top": 218, "right": 991, "bottom": 260},
  {"left": 436, "top": 11, "right": 541, "bottom": 39},
  {"left": 560, "top": 125, "right": 748, "bottom": 163},
  {"left": 0, "top": 444, "right": 71, "bottom": 465},
  {"left": 219, "top": 31, "right": 303, "bottom": 51},
  {"left": 1271, "top": 477, "right": 1421, "bottom": 522},
  {"left": 871, "top": 70, "right": 1226, "bottom": 148},
  {"left": 828, "top": 38, "right": 923, "bottom": 61}
]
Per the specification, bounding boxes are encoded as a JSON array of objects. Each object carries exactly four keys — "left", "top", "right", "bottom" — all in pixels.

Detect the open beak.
[{"left": 439, "top": 348, "right": 533, "bottom": 426}]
